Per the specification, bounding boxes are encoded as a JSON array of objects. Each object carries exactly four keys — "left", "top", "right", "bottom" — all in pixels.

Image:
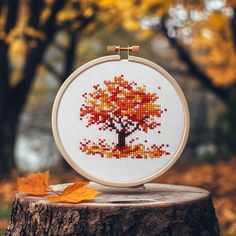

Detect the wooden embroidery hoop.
[{"left": 51, "top": 53, "right": 190, "bottom": 187}]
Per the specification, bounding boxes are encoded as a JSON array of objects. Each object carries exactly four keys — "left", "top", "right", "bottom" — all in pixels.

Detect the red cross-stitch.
[{"left": 79, "top": 75, "right": 170, "bottom": 159}]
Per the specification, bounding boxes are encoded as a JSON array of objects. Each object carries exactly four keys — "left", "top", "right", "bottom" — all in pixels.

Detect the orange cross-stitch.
[{"left": 80, "top": 75, "right": 170, "bottom": 159}]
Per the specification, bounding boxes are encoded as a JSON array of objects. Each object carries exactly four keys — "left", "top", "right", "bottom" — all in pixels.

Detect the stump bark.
[{"left": 6, "top": 183, "right": 220, "bottom": 236}]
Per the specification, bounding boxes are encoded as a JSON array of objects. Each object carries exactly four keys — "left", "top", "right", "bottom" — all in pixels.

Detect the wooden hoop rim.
[{"left": 52, "top": 55, "right": 190, "bottom": 187}]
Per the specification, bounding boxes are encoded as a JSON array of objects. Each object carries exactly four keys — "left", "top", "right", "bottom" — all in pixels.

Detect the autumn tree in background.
[
  {"left": 160, "top": 2, "right": 236, "bottom": 154},
  {"left": 1, "top": 0, "right": 236, "bottom": 176},
  {"left": 0, "top": 0, "right": 67, "bottom": 178},
  {"left": 0, "top": 0, "right": 100, "bottom": 177},
  {"left": 80, "top": 75, "right": 169, "bottom": 159},
  {"left": 121, "top": 0, "right": 236, "bottom": 154}
]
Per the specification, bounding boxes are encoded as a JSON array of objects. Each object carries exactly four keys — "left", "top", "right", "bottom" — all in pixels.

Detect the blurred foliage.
[
  {"left": 183, "top": 11, "right": 236, "bottom": 86},
  {"left": 117, "top": 0, "right": 236, "bottom": 87},
  {"left": 2, "top": 0, "right": 236, "bottom": 87}
]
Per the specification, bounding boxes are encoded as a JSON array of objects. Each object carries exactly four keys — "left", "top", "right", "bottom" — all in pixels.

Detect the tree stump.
[{"left": 6, "top": 183, "right": 220, "bottom": 236}]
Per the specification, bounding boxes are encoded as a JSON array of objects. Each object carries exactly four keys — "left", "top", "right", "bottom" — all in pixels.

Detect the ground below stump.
[{"left": 6, "top": 183, "right": 220, "bottom": 236}]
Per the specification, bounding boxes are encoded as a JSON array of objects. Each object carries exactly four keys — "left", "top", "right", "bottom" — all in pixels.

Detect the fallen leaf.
[
  {"left": 46, "top": 182, "right": 100, "bottom": 203},
  {"left": 63, "top": 182, "right": 88, "bottom": 194},
  {"left": 17, "top": 171, "right": 50, "bottom": 195}
]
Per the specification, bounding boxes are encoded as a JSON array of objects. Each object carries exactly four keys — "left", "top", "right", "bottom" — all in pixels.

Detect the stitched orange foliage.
[
  {"left": 80, "top": 75, "right": 170, "bottom": 159},
  {"left": 46, "top": 182, "right": 101, "bottom": 203},
  {"left": 17, "top": 171, "right": 50, "bottom": 195},
  {"left": 17, "top": 172, "right": 101, "bottom": 203}
]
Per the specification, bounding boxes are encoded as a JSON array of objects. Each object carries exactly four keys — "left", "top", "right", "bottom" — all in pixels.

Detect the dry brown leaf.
[
  {"left": 17, "top": 171, "right": 50, "bottom": 196},
  {"left": 46, "top": 182, "right": 101, "bottom": 203}
]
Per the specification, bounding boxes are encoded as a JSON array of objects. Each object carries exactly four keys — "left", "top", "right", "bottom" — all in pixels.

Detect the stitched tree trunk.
[
  {"left": 6, "top": 183, "right": 220, "bottom": 236},
  {"left": 118, "top": 130, "right": 126, "bottom": 148}
]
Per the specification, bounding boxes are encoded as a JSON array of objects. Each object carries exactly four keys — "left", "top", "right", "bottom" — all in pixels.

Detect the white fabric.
[{"left": 57, "top": 60, "right": 186, "bottom": 183}]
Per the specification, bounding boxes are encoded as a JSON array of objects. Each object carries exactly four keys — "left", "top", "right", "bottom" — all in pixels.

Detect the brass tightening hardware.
[{"left": 107, "top": 45, "right": 140, "bottom": 53}]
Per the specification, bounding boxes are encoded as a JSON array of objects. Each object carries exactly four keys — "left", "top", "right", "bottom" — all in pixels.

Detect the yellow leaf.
[
  {"left": 83, "top": 7, "right": 94, "bottom": 18},
  {"left": 40, "top": 7, "right": 52, "bottom": 26},
  {"left": 123, "top": 19, "right": 140, "bottom": 31},
  {"left": 46, "top": 182, "right": 101, "bottom": 203},
  {"left": 10, "top": 71, "right": 23, "bottom": 87},
  {"left": 17, "top": 171, "right": 50, "bottom": 196},
  {"left": 9, "top": 38, "right": 27, "bottom": 57}
]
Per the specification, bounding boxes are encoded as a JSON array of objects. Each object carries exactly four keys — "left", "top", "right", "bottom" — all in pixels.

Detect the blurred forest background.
[{"left": 1, "top": 0, "right": 236, "bottom": 235}]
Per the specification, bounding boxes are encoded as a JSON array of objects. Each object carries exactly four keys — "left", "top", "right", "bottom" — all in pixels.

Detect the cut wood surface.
[{"left": 6, "top": 183, "right": 220, "bottom": 236}]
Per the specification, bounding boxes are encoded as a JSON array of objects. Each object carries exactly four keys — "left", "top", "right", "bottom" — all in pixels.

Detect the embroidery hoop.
[{"left": 52, "top": 54, "right": 190, "bottom": 187}]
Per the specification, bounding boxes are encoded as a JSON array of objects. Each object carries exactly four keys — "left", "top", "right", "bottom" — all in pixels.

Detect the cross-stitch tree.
[{"left": 80, "top": 75, "right": 163, "bottom": 149}]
